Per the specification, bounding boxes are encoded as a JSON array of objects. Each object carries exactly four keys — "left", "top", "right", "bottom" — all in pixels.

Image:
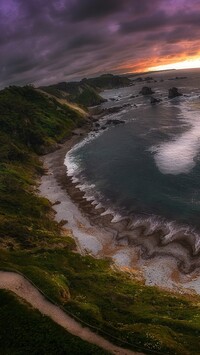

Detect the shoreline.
[
  {"left": 39, "top": 124, "right": 200, "bottom": 296},
  {"left": 39, "top": 127, "right": 120, "bottom": 257}
]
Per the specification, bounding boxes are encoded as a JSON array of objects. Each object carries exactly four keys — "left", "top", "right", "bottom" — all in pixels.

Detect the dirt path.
[{"left": 0, "top": 271, "right": 143, "bottom": 355}]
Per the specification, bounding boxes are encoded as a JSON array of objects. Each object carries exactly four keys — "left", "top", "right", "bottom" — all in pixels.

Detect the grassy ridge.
[
  {"left": 0, "top": 86, "right": 200, "bottom": 355},
  {"left": 0, "top": 85, "right": 87, "bottom": 249},
  {"left": 40, "top": 73, "right": 132, "bottom": 108},
  {"left": 0, "top": 85, "right": 85, "bottom": 154},
  {"left": 40, "top": 81, "right": 106, "bottom": 108}
]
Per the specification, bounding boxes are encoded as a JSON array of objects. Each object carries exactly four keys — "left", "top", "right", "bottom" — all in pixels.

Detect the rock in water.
[
  {"left": 150, "top": 96, "right": 161, "bottom": 104},
  {"left": 140, "top": 86, "right": 154, "bottom": 95},
  {"left": 168, "top": 87, "right": 182, "bottom": 99},
  {"left": 106, "top": 119, "right": 125, "bottom": 126}
]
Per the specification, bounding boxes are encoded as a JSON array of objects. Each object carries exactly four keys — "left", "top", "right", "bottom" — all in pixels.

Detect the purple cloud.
[{"left": 0, "top": 0, "right": 200, "bottom": 88}]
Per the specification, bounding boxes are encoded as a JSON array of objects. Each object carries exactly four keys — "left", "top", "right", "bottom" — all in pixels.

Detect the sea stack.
[
  {"left": 168, "top": 87, "right": 182, "bottom": 99},
  {"left": 150, "top": 96, "right": 161, "bottom": 104},
  {"left": 140, "top": 86, "right": 154, "bottom": 95}
]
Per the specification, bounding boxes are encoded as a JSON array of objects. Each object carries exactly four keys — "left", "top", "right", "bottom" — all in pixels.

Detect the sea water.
[{"left": 65, "top": 69, "right": 200, "bottom": 272}]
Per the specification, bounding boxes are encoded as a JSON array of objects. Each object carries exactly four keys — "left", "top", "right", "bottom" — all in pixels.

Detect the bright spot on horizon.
[{"left": 148, "top": 58, "right": 200, "bottom": 72}]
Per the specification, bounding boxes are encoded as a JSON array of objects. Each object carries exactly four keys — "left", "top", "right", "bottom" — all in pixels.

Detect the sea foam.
[{"left": 151, "top": 100, "right": 200, "bottom": 175}]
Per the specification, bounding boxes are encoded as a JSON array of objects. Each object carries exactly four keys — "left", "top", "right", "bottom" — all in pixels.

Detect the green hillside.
[
  {"left": 40, "top": 74, "right": 132, "bottom": 108},
  {"left": 0, "top": 85, "right": 86, "bottom": 154},
  {"left": 0, "top": 290, "right": 108, "bottom": 355},
  {"left": 40, "top": 81, "right": 106, "bottom": 108},
  {"left": 0, "top": 85, "right": 88, "bottom": 249},
  {"left": 81, "top": 73, "right": 132, "bottom": 89}
]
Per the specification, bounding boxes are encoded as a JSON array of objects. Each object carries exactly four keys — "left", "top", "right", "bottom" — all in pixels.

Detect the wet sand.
[{"left": 39, "top": 128, "right": 200, "bottom": 296}]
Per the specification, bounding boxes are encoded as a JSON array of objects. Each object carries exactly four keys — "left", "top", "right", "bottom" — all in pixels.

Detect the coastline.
[
  {"left": 39, "top": 126, "right": 143, "bottom": 276},
  {"left": 39, "top": 124, "right": 200, "bottom": 296},
  {"left": 39, "top": 127, "right": 116, "bottom": 255}
]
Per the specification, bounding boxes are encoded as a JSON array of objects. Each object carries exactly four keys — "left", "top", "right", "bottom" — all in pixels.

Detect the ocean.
[{"left": 65, "top": 68, "right": 200, "bottom": 274}]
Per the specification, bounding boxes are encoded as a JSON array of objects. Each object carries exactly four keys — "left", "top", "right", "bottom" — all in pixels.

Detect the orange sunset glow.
[
  {"left": 149, "top": 58, "right": 200, "bottom": 72},
  {"left": 1, "top": 0, "right": 200, "bottom": 86},
  {"left": 117, "top": 53, "right": 200, "bottom": 75}
]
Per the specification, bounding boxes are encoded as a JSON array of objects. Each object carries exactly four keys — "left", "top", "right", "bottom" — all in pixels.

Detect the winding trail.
[{"left": 0, "top": 271, "right": 143, "bottom": 355}]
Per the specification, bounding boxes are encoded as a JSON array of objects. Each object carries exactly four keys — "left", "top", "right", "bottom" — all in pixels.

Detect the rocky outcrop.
[
  {"left": 168, "top": 76, "right": 187, "bottom": 81},
  {"left": 106, "top": 119, "right": 125, "bottom": 126},
  {"left": 168, "top": 87, "right": 182, "bottom": 99},
  {"left": 92, "top": 118, "right": 125, "bottom": 132},
  {"left": 140, "top": 86, "right": 154, "bottom": 95},
  {"left": 91, "top": 103, "right": 131, "bottom": 117},
  {"left": 150, "top": 96, "right": 161, "bottom": 105}
]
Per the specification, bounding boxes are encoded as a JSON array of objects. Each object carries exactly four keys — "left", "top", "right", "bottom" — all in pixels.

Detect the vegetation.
[
  {"left": 0, "top": 290, "right": 108, "bottom": 354},
  {"left": 0, "top": 85, "right": 86, "bottom": 154},
  {"left": 0, "top": 85, "right": 200, "bottom": 355},
  {"left": 40, "top": 73, "right": 132, "bottom": 108},
  {"left": 0, "top": 85, "right": 89, "bottom": 248},
  {"left": 81, "top": 73, "right": 132, "bottom": 90},
  {"left": 1, "top": 248, "right": 200, "bottom": 355},
  {"left": 40, "top": 81, "right": 106, "bottom": 108}
]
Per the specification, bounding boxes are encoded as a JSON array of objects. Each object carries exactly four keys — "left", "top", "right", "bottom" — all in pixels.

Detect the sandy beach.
[{"left": 39, "top": 128, "right": 200, "bottom": 296}]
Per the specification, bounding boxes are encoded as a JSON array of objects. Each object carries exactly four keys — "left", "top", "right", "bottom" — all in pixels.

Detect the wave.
[
  {"left": 65, "top": 142, "right": 200, "bottom": 273},
  {"left": 64, "top": 96, "right": 200, "bottom": 275},
  {"left": 114, "top": 214, "right": 200, "bottom": 273},
  {"left": 65, "top": 129, "right": 104, "bottom": 177},
  {"left": 150, "top": 99, "right": 200, "bottom": 175}
]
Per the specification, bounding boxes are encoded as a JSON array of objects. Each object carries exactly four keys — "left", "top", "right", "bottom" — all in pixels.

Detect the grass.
[
  {"left": 40, "top": 82, "right": 106, "bottom": 108},
  {"left": 0, "top": 290, "right": 108, "bottom": 355},
  {"left": 0, "top": 85, "right": 200, "bottom": 355},
  {"left": 0, "top": 85, "right": 87, "bottom": 249},
  {"left": 1, "top": 247, "right": 200, "bottom": 354}
]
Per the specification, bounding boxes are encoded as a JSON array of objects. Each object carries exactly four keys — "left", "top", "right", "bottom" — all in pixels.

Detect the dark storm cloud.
[
  {"left": 69, "top": 0, "right": 125, "bottom": 21},
  {"left": 67, "top": 33, "right": 106, "bottom": 49},
  {"left": 120, "top": 11, "right": 168, "bottom": 33},
  {"left": 1, "top": 0, "right": 200, "bottom": 88},
  {"left": 68, "top": 0, "right": 159, "bottom": 21}
]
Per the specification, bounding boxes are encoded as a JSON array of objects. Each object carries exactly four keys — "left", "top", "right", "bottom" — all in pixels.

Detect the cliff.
[{"left": 40, "top": 74, "right": 132, "bottom": 108}]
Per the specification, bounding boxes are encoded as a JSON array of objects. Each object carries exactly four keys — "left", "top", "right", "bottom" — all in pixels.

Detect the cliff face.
[{"left": 40, "top": 74, "right": 132, "bottom": 108}]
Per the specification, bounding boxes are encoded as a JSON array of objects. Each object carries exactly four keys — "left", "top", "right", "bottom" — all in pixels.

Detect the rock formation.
[
  {"left": 168, "top": 87, "right": 182, "bottom": 99},
  {"left": 140, "top": 86, "right": 154, "bottom": 95},
  {"left": 150, "top": 96, "right": 161, "bottom": 104}
]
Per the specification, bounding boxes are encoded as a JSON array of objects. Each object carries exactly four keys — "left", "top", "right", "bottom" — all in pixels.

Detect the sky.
[{"left": 1, "top": 0, "right": 200, "bottom": 87}]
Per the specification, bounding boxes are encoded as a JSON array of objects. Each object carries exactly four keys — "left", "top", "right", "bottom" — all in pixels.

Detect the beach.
[{"left": 39, "top": 123, "right": 200, "bottom": 296}]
